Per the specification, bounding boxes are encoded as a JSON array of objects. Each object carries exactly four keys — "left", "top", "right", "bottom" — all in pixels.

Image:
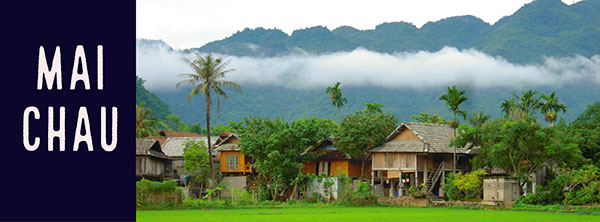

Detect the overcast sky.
[{"left": 137, "top": 0, "right": 582, "bottom": 50}]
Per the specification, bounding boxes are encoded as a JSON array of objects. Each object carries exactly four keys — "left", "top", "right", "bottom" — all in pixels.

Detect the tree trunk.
[
  {"left": 453, "top": 120, "right": 457, "bottom": 174},
  {"left": 206, "top": 92, "right": 215, "bottom": 188},
  {"left": 360, "top": 159, "right": 365, "bottom": 181}
]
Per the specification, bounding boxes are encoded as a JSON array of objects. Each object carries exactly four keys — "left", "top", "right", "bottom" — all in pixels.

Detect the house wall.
[
  {"left": 303, "top": 160, "right": 370, "bottom": 178},
  {"left": 348, "top": 160, "right": 371, "bottom": 178},
  {"left": 392, "top": 128, "right": 420, "bottom": 141},
  {"left": 372, "top": 153, "right": 417, "bottom": 170},
  {"left": 136, "top": 156, "right": 165, "bottom": 177},
  {"left": 303, "top": 162, "right": 317, "bottom": 175},
  {"left": 219, "top": 151, "right": 248, "bottom": 173},
  {"left": 417, "top": 155, "right": 434, "bottom": 169},
  {"left": 330, "top": 160, "right": 348, "bottom": 176}
]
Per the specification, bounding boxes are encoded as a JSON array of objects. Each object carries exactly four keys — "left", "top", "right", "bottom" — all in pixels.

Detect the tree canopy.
[{"left": 335, "top": 104, "right": 398, "bottom": 179}]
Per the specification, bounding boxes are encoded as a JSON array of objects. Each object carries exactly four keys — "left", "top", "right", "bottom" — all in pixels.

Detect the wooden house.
[
  {"left": 369, "top": 122, "right": 476, "bottom": 197},
  {"left": 136, "top": 138, "right": 173, "bottom": 181},
  {"left": 214, "top": 132, "right": 253, "bottom": 175},
  {"left": 302, "top": 138, "right": 371, "bottom": 178}
]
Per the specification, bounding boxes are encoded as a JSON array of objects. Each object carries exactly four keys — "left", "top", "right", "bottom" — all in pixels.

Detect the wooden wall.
[
  {"left": 372, "top": 153, "right": 417, "bottom": 169},
  {"left": 392, "top": 128, "right": 420, "bottom": 141},
  {"left": 302, "top": 160, "right": 370, "bottom": 178},
  {"left": 303, "top": 162, "right": 317, "bottom": 175},
  {"left": 136, "top": 156, "right": 165, "bottom": 177},
  {"left": 219, "top": 151, "right": 248, "bottom": 173}
]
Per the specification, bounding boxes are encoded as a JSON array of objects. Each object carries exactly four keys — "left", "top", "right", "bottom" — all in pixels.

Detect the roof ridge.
[{"left": 405, "top": 121, "right": 450, "bottom": 126}]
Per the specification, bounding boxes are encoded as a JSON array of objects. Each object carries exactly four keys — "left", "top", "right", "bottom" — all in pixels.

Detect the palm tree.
[
  {"left": 538, "top": 92, "right": 567, "bottom": 126},
  {"left": 500, "top": 99, "right": 516, "bottom": 116},
  {"left": 326, "top": 82, "right": 348, "bottom": 122},
  {"left": 468, "top": 110, "right": 490, "bottom": 128},
  {"left": 512, "top": 89, "right": 541, "bottom": 115},
  {"left": 136, "top": 102, "right": 161, "bottom": 138},
  {"left": 439, "top": 85, "right": 468, "bottom": 173},
  {"left": 177, "top": 53, "right": 241, "bottom": 186}
]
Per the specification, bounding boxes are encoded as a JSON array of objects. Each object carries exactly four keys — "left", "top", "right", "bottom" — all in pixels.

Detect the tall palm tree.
[
  {"left": 538, "top": 92, "right": 567, "bottom": 126},
  {"left": 439, "top": 85, "right": 468, "bottom": 173},
  {"left": 326, "top": 82, "right": 348, "bottom": 122},
  {"left": 177, "top": 53, "right": 241, "bottom": 186},
  {"left": 136, "top": 102, "right": 161, "bottom": 138},
  {"left": 500, "top": 98, "right": 516, "bottom": 116}
]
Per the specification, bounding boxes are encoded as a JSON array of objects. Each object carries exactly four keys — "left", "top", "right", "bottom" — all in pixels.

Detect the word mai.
[{"left": 22, "top": 45, "right": 118, "bottom": 152}]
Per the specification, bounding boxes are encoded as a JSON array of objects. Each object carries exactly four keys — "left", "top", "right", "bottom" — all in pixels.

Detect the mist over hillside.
[{"left": 136, "top": 0, "right": 600, "bottom": 125}]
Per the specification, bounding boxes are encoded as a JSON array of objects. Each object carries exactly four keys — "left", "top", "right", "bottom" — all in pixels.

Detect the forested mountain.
[
  {"left": 137, "top": 0, "right": 600, "bottom": 126},
  {"left": 136, "top": 76, "right": 173, "bottom": 121},
  {"left": 153, "top": 82, "right": 598, "bottom": 126},
  {"left": 183, "top": 0, "right": 599, "bottom": 64}
]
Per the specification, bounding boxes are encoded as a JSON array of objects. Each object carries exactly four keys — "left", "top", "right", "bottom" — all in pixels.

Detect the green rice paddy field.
[{"left": 137, "top": 207, "right": 599, "bottom": 222}]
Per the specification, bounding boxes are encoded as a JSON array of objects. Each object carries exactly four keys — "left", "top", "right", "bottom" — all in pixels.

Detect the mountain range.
[
  {"left": 137, "top": 0, "right": 600, "bottom": 126},
  {"left": 178, "top": 0, "right": 599, "bottom": 64}
]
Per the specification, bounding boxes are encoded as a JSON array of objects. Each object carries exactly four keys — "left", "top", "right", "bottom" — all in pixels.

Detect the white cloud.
[{"left": 137, "top": 44, "right": 600, "bottom": 91}]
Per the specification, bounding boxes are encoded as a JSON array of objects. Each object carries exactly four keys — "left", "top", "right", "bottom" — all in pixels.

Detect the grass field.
[{"left": 137, "top": 207, "right": 599, "bottom": 222}]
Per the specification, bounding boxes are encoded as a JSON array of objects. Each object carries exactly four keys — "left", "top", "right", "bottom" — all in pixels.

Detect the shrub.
[
  {"left": 408, "top": 184, "right": 426, "bottom": 197},
  {"left": 136, "top": 179, "right": 183, "bottom": 206},
  {"left": 443, "top": 169, "right": 486, "bottom": 200}
]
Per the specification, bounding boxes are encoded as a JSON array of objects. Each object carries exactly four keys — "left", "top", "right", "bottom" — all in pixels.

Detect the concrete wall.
[
  {"left": 308, "top": 178, "right": 339, "bottom": 200},
  {"left": 483, "top": 178, "right": 520, "bottom": 207},
  {"left": 220, "top": 176, "right": 248, "bottom": 198}
]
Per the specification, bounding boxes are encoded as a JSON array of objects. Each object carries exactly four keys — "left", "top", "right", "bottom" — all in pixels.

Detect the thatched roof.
[
  {"left": 370, "top": 140, "right": 426, "bottom": 153},
  {"left": 161, "top": 136, "right": 217, "bottom": 157},
  {"left": 214, "top": 132, "right": 240, "bottom": 146},
  {"left": 156, "top": 130, "right": 202, "bottom": 138},
  {"left": 372, "top": 122, "right": 471, "bottom": 154},
  {"left": 136, "top": 138, "right": 169, "bottom": 159},
  {"left": 301, "top": 138, "right": 353, "bottom": 160},
  {"left": 215, "top": 143, "right": 240, "bottom": 151}
]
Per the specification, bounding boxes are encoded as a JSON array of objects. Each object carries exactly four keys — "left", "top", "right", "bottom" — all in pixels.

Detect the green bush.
[
  {"left": 443, "top": 169, "right": 486, "bottom": 200},
  {"left": 345, "top": 182, "right": 377, "bottom": 206},
  {"left": 136, "top": 180, "right": 184, "bottom": 208},
  {"left": 409, "top": 184, "right": 426, "bottom": 197}
]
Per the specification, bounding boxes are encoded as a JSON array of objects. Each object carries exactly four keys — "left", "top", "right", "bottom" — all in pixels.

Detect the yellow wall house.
[
  {"left": 302, "top": 138, "right": 371, "bottom": 178},
  {"left": 214, "top": 132, "right": 253, "bottom": 175},
  {"left": 369, "top": 122, "right": 478, "bottom": 197}
]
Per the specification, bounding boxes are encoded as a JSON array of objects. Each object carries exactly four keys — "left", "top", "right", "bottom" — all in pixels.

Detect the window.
[
  {"left": 316, "top": 161, "right": 330, "bottom": 176},
  {"left": 227, "top": 155, "right": 239, "bottom": 171}
]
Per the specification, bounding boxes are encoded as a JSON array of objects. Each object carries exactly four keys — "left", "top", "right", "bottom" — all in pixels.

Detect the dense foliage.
[
  {"left": 443, "top": 169, "right": 486, "bottom": 200},
  {"left": 568, "top": 101, "right": 600, "bottom": 167},
  {"left": 182, "top": 139, "right": 211, "bottom": 188},
  {"left": 335, "top": 105, "right": 398, "bottom": 179},
  {"left": 238, "top": 116, "right": 337, "bottom": 199},
  {"left": 136, "top": 76, "right": 172, "bottom": 121}
]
